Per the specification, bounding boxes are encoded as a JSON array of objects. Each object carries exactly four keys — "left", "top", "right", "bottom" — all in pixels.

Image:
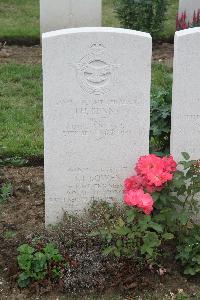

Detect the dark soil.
[
  {"left": 152, "top": 42, "right": 174, "bottom": 68},
  {"left": 0, "top": 44, "right": 41, "bottom": 65},
  {"left": 1, "top": 167, "right": 200, "bottom": 300},
  {"left": 0, "top": 166, "right": 44, "bottom": 299},
  {"left": 0, "top": 43, "right": 173, "bottom": 67}
]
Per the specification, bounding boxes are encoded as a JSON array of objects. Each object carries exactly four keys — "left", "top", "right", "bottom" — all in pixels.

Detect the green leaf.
[
  {"left": 126, "top": 209, "right": 136, "bottom": 223},
  {"left": 33, "top": 252, "right": 47, "bottom": 273},
  {"left": 32, "top": 271, "right": 47, "bottom": 280},
  {"left": 184, "top": 266, "right": 196, "bottom": 276},
  {"left": 0, "top": 183, "right": 12, "bottom": 203},
  {"left": 116, "top": 239, "right": 122, "bottom": 248},
  {"left": 17, "top": 273, "right": 30, "bottom": 288},
  {"left": 178, "top": 212, "right": 189, "bottom": 226},
  {"left": 141, "top": 245, "right": 154, "bottom": 256},
  {"left": 44, "top": 243, "right": 63, "bottom": 262},
  {"left": 17, "top": 244, "right": 34, "bottom": 255},
  {"left": 142, "top": 232, "right": 161, "bottom": 248},
  {"left": 152, "top": 192, "right": 160, "bottom": 201},
  {"left": 18, "top": 254, "right": 33, "bottom": 271},
  {"left": 118, "top": 218, "right": 125, "bottom": 227},
  {"left": 163, "top": 233, "right": 174, "bottom": 240},
  {"left": 181, "top": 152, "right": 190, "bottom": 161},
  {"left": 103, "top": 246, "right": 114, "bottom": 256},
  {"left": 149, "top": 222, "right": 163, "bottom": 233},
  {"left": 115, "top": 226, "right": 130, "bottom": 236},
  {"left": 114, "top": 248, "right": 121, "bottom": 257}
]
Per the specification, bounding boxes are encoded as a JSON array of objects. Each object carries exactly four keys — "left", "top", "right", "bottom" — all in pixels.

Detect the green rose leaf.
[
  {"left": 181, "top": 152, "right": 190, "bottom": 161},
  {"left": 163, "top": 233, "right": 174, "bottom": 240}
]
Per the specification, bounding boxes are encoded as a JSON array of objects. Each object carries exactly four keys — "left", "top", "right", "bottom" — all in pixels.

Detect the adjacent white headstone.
[
  {"left": 40, "top": 0, "right": 102, "bottom": 34},
  {"left": 179, "top": 0, "right": 200, "bottom": 23},
  {"left": 171, "top": 28, "right": 200, "bottom": 162},
  {"left": 43, "top": 27, "right": 152, "bottom": 225}
]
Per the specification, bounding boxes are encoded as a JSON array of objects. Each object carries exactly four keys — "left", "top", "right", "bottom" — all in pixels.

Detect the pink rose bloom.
[
  {"left": 162, "top": 155, "right": 177, "bottom": 173},
  {"left": 135, "top": 154, "right": 163, "bottom": 176},
  {"left": 145, "top": 183, "right": 156, "bottom": 193},
  {"left": 124, "top": 189, "right": 154, "bottom": 215},
  {"left": 124, "top": 189, "right": 140, "bottom": 206},
  {"left": 146, "top": 168, "right": 173, "bottom": 187},
  {"left": 136, "top": 191, "right": 154, "bottom": 215},
  {"left": 124, "top": 175, "right": 143, "bottom": 192},
  {"left": 124, "top": 154, "right": 177, "bottom": 209}
]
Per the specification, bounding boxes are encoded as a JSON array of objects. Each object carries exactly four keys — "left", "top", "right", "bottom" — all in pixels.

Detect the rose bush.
[{"left": 93, "top": 153, "right": 200, "bottom": 275}]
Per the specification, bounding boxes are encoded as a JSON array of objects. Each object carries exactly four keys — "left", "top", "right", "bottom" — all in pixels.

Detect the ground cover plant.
[
  {"left": 17, "top": 242, "right": 67, "bottom": 288},
  {"left": 0, "top": 0, "right": 178, "bottom": 42}
]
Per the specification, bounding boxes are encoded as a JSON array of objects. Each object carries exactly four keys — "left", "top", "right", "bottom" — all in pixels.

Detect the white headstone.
[
  {"left": 40, "top": 0, "right": 102, "bottom": 34},
  {"left": 171, "top": 28, "right": 200, "bottom": 162},
  {"left": 43, "top": 27, "right": 152, "bottom": 225},
  {"left": 179, "top": 0, "right": 200, "bottom": 23}
]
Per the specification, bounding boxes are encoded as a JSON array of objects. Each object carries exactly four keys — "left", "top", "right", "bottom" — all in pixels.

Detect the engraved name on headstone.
[{"left": 43, "top": 27, "right": 152, "bottom": 225}]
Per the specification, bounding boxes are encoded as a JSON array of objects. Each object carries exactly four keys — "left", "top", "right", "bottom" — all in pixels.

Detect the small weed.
[
  {"left": 0, "top": 157, "right": 28, "bottom": 167},
  {"left": 17, "top": 242, "right": 68, "bottom": 288},
  {"left": 3, "top": 230, "right": 17, "bottom": 240},
  {"left": 0, "top": 183, "right": 12, "bottom": 204}
]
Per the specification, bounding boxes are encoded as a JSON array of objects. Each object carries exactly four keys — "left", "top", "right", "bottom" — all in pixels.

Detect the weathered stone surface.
[
  {"left": 42, "top": 27, "right": 152, "bottom": 225},
  {"left": 171, "top": 28, "right": 200, "bottom": 162},
  {"left": 40, "top": 0, "right": 101, "bottom": 34},
  {"left": 179, "top": 0, "right": 200, "bottom": 23}
]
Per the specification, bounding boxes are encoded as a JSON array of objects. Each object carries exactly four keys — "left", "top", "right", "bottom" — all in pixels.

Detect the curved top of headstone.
[
  {"left": 42, "top": 27, "right": 151, "bottom": 40},
  {"left": 175, "top": 27, "right": 200, "bottom": 36},
  {"left": 175, "top": 27, "right": 200, "bottom": 37},
  {"left": 174, "top": 27, "right": 200, "bottom": 51}
]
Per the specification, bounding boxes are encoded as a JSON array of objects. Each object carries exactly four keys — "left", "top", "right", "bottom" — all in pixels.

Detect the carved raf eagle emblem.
[{"left": 76, "top": 43, "right": 118, "bottom": 95}]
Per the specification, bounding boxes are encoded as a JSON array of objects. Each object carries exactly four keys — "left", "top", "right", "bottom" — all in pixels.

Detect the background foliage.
[{"left": 115, "top": 0, "right": 169, "bottom": 38}]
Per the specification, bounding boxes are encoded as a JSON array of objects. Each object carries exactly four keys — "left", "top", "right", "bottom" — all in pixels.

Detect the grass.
[
  {"left": 0, "top": 63, "right": 172, "bottom": 160},
  {"left": 102, "top": 0, "right": 120, "bottom": 28},
  {"left": 0, "top": 0, "right": 39, "bottom": 42},
  {"left": 151, "top": 63, "right": 173, "bottom": 94},
  {"left": 0, "top": 63, "right": 43, "bottom": 159},
  {"left": 0, "top": 0, "right": 178, "bottom": 42}
]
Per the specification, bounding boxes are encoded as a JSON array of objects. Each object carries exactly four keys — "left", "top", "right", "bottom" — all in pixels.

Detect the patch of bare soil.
[
  {"left": 153, "top": 43, "right": 174, "bottom": 68},
  {"left": 0, "top": 43, "right": 173, "bottom": 66},
  {"left": 0, "top": 166, "right": 44, "bottom": 299},
  {"left": 0, "top": 44, "right": 41, "bottom": 65},
  {"left": 1, "top": 166, "right": 44, "bottom": 236}
]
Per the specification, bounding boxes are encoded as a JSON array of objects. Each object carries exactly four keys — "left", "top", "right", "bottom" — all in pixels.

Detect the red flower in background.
[{"left": 176, "top": 9, "right": 200, "bottom": 31}]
